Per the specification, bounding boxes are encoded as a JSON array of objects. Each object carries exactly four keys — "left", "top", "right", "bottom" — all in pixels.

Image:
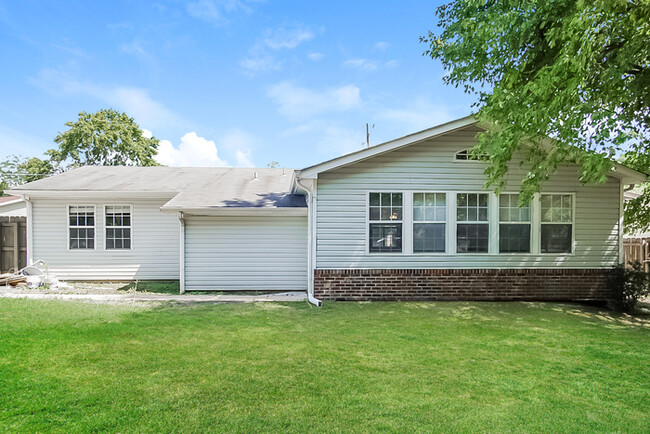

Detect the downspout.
[
  {"left": 295, "top": 176, "right": 323, "bottom": 307},
  {"left": 178, "top": 211, "right": 186, "bottom": 294},
  {"left": 23, "top": 195, "right": 33, "bottom": 265},
  {"left": 619, "top": 184, "right": 635, "bottom": 265}
]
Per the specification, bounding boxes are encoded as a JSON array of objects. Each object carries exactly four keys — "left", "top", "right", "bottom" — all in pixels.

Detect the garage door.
[{"left": 184, "top": 215, "right": 308, "bottom": 290}]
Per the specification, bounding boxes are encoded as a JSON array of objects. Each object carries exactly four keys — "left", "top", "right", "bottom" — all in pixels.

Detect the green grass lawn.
[{"left": 1, "top": 300, "right": 649, "bottom": 432}]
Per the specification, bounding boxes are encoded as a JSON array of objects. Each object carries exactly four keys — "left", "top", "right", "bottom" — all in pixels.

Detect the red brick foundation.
[{"left": 314, "top": 268, "right": 613, "bottom": 302}]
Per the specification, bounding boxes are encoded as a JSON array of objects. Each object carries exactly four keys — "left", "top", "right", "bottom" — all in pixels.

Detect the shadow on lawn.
[{"left": 548, "top": 303, "right": 650, "bottom": 329}]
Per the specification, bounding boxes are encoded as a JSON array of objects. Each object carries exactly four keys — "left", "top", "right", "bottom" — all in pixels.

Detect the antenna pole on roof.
[
  {"left": 365, "top": 123, "right": 375, "bottom": 148},
  {"left": 366, "top": 123, "right": 369, "bottom": 148}
]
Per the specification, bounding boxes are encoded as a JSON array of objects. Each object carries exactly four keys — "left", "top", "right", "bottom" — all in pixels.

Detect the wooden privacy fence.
[
  {"left": 623, "top": 237, "right": 650, "bottom": 272},
  {"left": 0, "top": 216, "right": 27, "bottom": 273}
]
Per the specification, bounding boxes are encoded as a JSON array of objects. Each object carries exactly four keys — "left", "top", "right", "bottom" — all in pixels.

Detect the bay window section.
[
  {"left": 413, "top": 193, "right": 446, "bottom": 253},
  {"left": 68, "top": 205, "right": 95, "bottom": 249},
  {"left": 369, "top": 192, "right": 402, "bottom": 253},
  {"left": 456, "top": 193, "right": 489, "bottom": 253},
  {"left": 541, "top": 194, "right": 573, "bottom": 253},
  {"left": 499, "top": 194, "right": 531, "bottom": 253}
]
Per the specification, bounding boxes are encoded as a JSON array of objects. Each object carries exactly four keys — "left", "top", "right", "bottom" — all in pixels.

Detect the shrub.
[{"left": 608, "top": 261, "right": 650, "bottom": 312}]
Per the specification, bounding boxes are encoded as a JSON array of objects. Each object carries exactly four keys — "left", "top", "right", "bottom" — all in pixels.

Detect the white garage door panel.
[{"left": 184, "top": 215, "right": 308, "bottom": 290}]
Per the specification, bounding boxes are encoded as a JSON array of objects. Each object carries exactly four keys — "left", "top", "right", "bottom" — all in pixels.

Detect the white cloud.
[
  {"left": 186, "top": 0, "right": 258, "bottom": 26},
  {"left": 342, "top": 58, "right": 399, "bottom": 71},
  {"left": 376, "top": 98, "right": 455, "bottom": 132},
  {"left": 262, "top": 26, "right": 314, "bottom": 50},
  {"left": 155, "top": 129, "right": 256, "bottom": 167},
  {"left": 30, "top": 68, "right": 179, "bottom": 130},
  {"left": 342, "top": 58, "right": 380, "bottom": 71},
  {"left": 239, "top": 55, "right": 282, "bottom": 73},
  {"left": 307, "top": 52, "right": 324, "bottom": 61},
  {"left": 241, "top": 24, "right": 315, "bottom": 74},
  {"left": 155, "top": 132, "right": 229, "bottom": 167},
  {"left": 374, "top": 41, "right": 390, "bottom": 52},
  {"left": 267, "top": 81, "right": 362, "bottom": 119},
  {"left": 235, "top": 149, "right": 253, "bottom": 167},
  {"left": 141, "top": 128, "right": 153, "bottom": 139},
  {"left": 220, "top": 130, "right": 256, "bottom": 167}
]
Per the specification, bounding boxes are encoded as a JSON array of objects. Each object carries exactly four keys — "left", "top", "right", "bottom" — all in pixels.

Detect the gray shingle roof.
[{"left": 11, "top": 166, "right": 306, "bottom": 209}]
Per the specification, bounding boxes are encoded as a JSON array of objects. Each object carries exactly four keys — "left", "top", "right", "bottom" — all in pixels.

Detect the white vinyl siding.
[
  {"left": 184, "top": 216, "right": 307, "bottom": 290},
  {"left": 31, "top": 197, "right": 179, "bottom": 280},
  {"left": 315, "top": 125, "right": 621, "bottom": 269}
]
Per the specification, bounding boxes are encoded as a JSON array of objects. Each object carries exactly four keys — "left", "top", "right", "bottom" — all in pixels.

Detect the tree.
[
  {"left": 52, "top": 109, "right": 160, "bottom": 167},
  {"left": 0, "top": 155, "right": 55, "bottom": 195},
  {"left": 421, "top": 0, "right": 650, "bottom": 231}
]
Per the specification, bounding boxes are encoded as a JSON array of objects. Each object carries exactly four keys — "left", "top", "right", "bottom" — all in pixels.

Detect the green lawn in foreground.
[{"left": 1, "top": 300, "right": 649, "bottom": 432}]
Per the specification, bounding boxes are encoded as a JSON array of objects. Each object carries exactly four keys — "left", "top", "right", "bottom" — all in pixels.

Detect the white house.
[{"left": 9, "top": 117, "right": 647, "bottom": 305}]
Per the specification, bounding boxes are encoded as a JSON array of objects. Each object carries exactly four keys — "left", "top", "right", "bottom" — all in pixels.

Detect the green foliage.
[
  {"left": 422, "top": 0, "right": 650, "bottom": 225},
  {"left": 53, "top": 109, "right": 160, "bottom": 167},
  {"left": 267, "top": 161, "right": 280, "bottom": 168},
  {"left": 0, "top": 155, "right": 56, "bottom": 195},
  {"left": 609, "top": 261, "right": 650, "bottom": 312}
]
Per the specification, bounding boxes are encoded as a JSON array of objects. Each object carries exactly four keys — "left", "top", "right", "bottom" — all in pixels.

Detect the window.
[
  {"left": 369, "top": 193, "right": 402, "bottom": 253},
  {"left": 456, "top": 193, "right": 489, "bottom": 253},
  {"left": 105, "top": 205, "right": 132, "bottom": 250},
  {"left": 541, "top": 194, "right": 573, "bottom": 253},
  {"left": 68, "top": 205, "right": 95, "bottom": 249},
  {"left": 413, "top": 193, "right": 446, "bottom": 253},
  {"left": 499, "top": 194, "right": 531, "bottom": 253},
  {"left": 454, "top": 149, "right": 489, "bottom": 161}
]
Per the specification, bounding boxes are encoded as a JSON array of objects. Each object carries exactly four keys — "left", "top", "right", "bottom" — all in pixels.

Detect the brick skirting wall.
[{"left": 313, "top": 269, "right": 614, "bottom": 302}]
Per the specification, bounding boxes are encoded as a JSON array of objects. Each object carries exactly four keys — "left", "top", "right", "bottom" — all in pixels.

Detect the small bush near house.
[{"left": 609, "top": 261, "right": 650, "bottom": 312}]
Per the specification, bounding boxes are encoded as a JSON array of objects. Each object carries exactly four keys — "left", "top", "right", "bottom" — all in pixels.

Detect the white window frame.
[
  {"left": 455, "top": 191, "right": 491, "bottom": 254},
  {"left": 539, "top": 192, "right": 576, "bottom": 255},
  {"left": 67, "top": 204, "right": 96, "bottom": 251},
  {"left": 412, "top": 192, "right": 448, "bottom": 255},
  {"left": 453, "top": 149, "right": 489, "bottom": 163},
  {"left": 104, "top": 204, "right": 133, "bottom": 251},
  {"left": 498, "top": 193, "right": 533, "bottom": 254},
  {"left": 367, "top": 192, "right": 405, "bottom": 254}
]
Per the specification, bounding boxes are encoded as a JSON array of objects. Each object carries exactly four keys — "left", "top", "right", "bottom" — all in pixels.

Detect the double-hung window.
[
  {"left": 413, "top": 193, "right": 446, "bottom": 253},
  {"left": 105, "top": 205, "right": 132, "bottom": 250},
  {"left": 68, "top": 205, "right": 95, "bottom": 249},
  {"left": 499, "top": 194, "right": 531, "bottom": 253},
  {"left": 456, "top": 193, "right": 489, "bottom": 253},
  {"left": 369, "top": 193, "right": 402, "bottom": 253},
  {"left": 541, "top": 194, "right": 573, "bottom": 253}
]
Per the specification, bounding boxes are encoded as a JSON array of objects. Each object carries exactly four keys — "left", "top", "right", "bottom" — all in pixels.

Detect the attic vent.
[{"left": 455, "top": 149, "right": 489, "bottom": 161}]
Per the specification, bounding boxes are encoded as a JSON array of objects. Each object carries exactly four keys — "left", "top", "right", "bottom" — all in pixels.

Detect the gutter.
[
  {"left": 23, "top": 195, "right": 33, "bottom": 265},
  {"left": 295, "top": 174, "right": 322, "bottom": 307},
  {"left": 178, "top": 212, "right": 185, "bottom": 294}
]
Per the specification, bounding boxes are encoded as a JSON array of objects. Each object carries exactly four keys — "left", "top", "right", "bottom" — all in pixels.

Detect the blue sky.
[{"left": 0, "top": 0, "right": 475, "bottom": 169}]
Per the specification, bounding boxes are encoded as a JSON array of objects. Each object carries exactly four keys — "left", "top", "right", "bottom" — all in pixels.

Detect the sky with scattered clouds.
[{"left": 0, "top": 0, "right": 474, "bottom": 169}]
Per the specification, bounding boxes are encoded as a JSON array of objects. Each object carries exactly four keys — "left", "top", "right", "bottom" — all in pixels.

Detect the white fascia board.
[
  {"left": 160, "top": 207, "right": 308, "bottom": 217},
  {"left": 609, "top": 164, "right": 648, "bottom": 185},
  {"left": 6, "top": 190, "right": 179, "bottom": 199},
  {"left": 298, "top": 116, "right": 478, "bottom": 178}
]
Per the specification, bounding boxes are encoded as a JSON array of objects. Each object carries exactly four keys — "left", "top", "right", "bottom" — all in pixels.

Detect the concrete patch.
[{"left": 0, "top": 289, "right": 307, "bottom": 305}]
